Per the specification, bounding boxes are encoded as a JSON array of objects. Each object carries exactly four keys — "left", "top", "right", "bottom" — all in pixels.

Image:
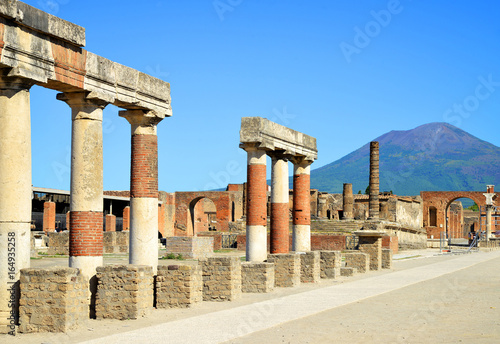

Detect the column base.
[
  {"left": 246, "top": 225, "right": 267, "bottom": 262},
  {"left": 292, "top": 224, "right": 310, "bottom": 252},
  {"left": 69, "top": 256, "right": 103, "bottom": 280}
]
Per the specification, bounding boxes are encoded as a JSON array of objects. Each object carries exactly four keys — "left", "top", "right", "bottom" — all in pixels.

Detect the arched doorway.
[
  {"left": 188, "top": 197, "right": 217, "bottom": 236},
  {"left": 445, "top": 197, "right": 480, "bottom": 241}
]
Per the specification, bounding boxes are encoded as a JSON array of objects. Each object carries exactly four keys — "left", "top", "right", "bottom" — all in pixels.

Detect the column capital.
[
  {"left": 290, "top": 156, "right": 314, "bottom": 168},
  {"left": 119, "top": 109, "right": 163, "bottom": 135},
  {"left": 239, "top": 142, "right": 265, "bottom": 153},
  {"left": 0, "top": 69, "right": 36, "bottom": 91},
  {"left": 267, "top": 150, "right": 291, "bottom": 162},
  {"left": 57, "top": 92, "right": 108, "bottom": 120}
]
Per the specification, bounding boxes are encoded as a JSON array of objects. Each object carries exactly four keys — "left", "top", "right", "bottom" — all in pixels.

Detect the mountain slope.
[{"left": 310, "top": 123, "right": 500, "bottom": 195}]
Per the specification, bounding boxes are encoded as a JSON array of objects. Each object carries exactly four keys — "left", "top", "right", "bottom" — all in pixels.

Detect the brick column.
[
  {"left": 369, "top": 141, "right": 380, "bottom": 220},
  {"left": 291, "top": 158, "right": 312, "bottom": 252},
  {"left": 269, "top": 152, "right": 289, "bottom": 254},
  {"left": 105, "top": 214, "right": 116, "bottom": 232},
  {"left": 241, "top": 144, "right": 267, "bottom": 262},
  {"left": 0, "top": 72, "right": 34, "bottom": 334},
  {"left": 120, "top": 110, "right": 162, "bottom": 273},
  {"left": 123, "top": 206, "right": 130, "bottom": 231},
  {"left": 58, "top": 92, "right": 108, "bottom": 279},
  {"left": 342, "top": 183, "right": 354, "bottom": 220},
  {"left": 43, "top": 201, "right": 56, "bottom": 233}
]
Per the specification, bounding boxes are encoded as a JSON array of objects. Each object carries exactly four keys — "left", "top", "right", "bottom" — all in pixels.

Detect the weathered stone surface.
[
  {"left": 241, "top": 262, "right": 275, "bottom": 293},
  {"left": 356, "top": 231, "right": 383, "bottom": 271},
  {"left": 267, "top": 253, "right": 301, "bottom": 288},
  {"left": 240, "top": 117, "right": 317, "bottom": 161},
  {"left": 165, "top": 237, "right": 213, "bottom": 259},
  {"left": 344, "top": 252, "right": 370, "bottom": 273},
  {"left": 19, "top": 267, "right": 88, "bottom": 333},
  {"left": 382, "top": 248, "right": 393, "bottom": 269},
  {"left": 95, "top": 265, "right": 153, "bottom": 320},
  {"left": 340, "top": 267, "right": 356, "bottom": 277},
  {"left": 200, "top": 257, "right": 241, "bottom": 301},
  {"left": 300, "top": 251, "right": 320, "bottom": 283},
  {"left": 319, "top": 251, "right": 341, "bottom": 279},
  {"left": 156, "top": 265, "right": 202, "bottom": 308}
]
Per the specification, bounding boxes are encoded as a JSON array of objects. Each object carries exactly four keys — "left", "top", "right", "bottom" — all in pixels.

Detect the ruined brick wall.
[
  {"left": 156, "top": 265, "right": 202, "bottom": 308},
  {"left": 49, "top": 232, "right": 128, "bottom": 255},
  {"left": 96, "top": 265, "right": 153, "bottom": 320},
  {"left": 395, "top": 197, "right": 423, "bottom": 228},
  {"left": 48, "top": 231, "right": 69, "bottom": 255},
  {"left": 19, "top": 267, "right": 88, "bottom": 333},
  {"left": 236, "top": 233, "right": 347, "bottom": 251}
]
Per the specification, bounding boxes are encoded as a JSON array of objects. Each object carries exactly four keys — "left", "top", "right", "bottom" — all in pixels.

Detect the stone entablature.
[
  {"left": 0, "top": 1, "right": 171, "bottom": 117},
  {"left": 239, "top": 117, "right": 317, "bottom": 161}
]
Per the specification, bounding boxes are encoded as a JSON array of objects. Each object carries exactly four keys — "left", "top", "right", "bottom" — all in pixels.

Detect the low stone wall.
[
  {"left": 358, "top": 236, "right": 382, "bottom": 271},
  {"left": 156, "top": 265, "right": 202, "bottom": 308},
  {"left": 200, "top": 257, "right": 242, "bottom": 301},
  {"left": 48, "top": 231, "right": 69, "bottom": 255},
  {"left": 267, "top": 253, "right": 301, "bottom": 288},
  {"left": 340, "top": 267, "right": 356, "bottom": 277},
  {"left": 344, "top": 252, "right": 369, "bottom": 273},
  {"left": 319, "top": 251, "right": 341, "bottom": 279},
  {"left": 237, "top": 234, "right": 346, "bottom": 252},
  {"left": 300, "top": 251, "right": 320, "bottom": 283},
  {"left": 103, "top": 232, "right": 129, "bottom": 254},
  {"left": 382, "top": 248, "right": 393, "bottom": 269},
  {"left": 95, "top": 265, "right": 153, "bottom": 320},
  {"left": 241, "top": 262, "right": 275, "bottom": 293},
  {"left": 165, "top": 236, "right": 214, "bottom": 259},
  {"left": 19, "top": 267, "right": 88, "bottom": 333},
  {"left": 382, "top": 235, "right": 398, "bottom": 254},
  {"left": 197, "top": 232, "right": 223, "bottom": 251}
]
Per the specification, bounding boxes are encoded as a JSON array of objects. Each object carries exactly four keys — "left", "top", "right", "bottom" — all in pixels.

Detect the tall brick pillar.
[
  {"left": 241, "top": 144, "right": 268, "bottom": 262},
  {"left": 291, "top": 158, "right": 312, "bottom": 252},
  {"left": 43, "top": 201, "right": 56, "bottom": 233},
  {"left": 123, "top": 206, "right": 130, "bottom": 231},
  {"left": 0, "top": 72, "right": 34, "bottom": 333},
  {"left": 269, "top": 152, "right": 289, "bottom": 254},
  {"left": 120, "top": 110, "right": 163, "bottom": 273},
  {"left": 343, "top": 183, "right": 354, "bottom": 220},
  {"left": 369, "top": 141, "right": 380, "bottom": 220},
  {"left": 58, "top": 92, "right": 108, "bottom": 279},
  {"left": 484, "top": 185, "right": 495, "bottom": 242},
  {"left": 105, "top": 214, "right": 116, "bottom": 232}
]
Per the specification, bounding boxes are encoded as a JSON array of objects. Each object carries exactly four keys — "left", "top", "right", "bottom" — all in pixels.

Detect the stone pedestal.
[
  {"left": 292, "top": 159, "right": 312, "bottom": 252},
  {"left": 382, "top": 248, "right": 393, "bottom": 269},
  {"left": 319, "top": 251, "right": 341, "bottom": 279},
  {"left": 300, "top": 251, "right": 320, "bottom": 283},
  {"left": 340, "top": 267, "right": 356, "bottom": 277},
  {"left": 19, "top": 268, "right": 88, "bottom": 333},
  {"left": 267, "top": 253, "right": 301, "bottom": 287},
  {"left": 95, "top": 265, "right": 153, "bottom": 320},
  {"left": 200, "top": 257, "right": 242, "bottom": 301},
  {"left": 241, "top": 262, "right": 275, "bottom": 293},
  {"left": 156, "top": 265, "right": 202, "bottom": 308},
  {"left": 345, "top": 252, "right": 370, "bottom": 273},
  {"left": 356, "top": 231, "right": 384, "bottom": 271}
]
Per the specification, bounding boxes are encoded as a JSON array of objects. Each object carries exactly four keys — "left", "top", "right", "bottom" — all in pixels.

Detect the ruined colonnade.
[
  {"left": 0, "top": 2, "right": 171, "bottom": 332},
  {"left": 240, "top": 117, "right": 317, "bottom": 262}
]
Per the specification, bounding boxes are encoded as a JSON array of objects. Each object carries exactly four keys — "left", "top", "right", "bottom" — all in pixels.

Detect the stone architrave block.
[
  {"left": 95, "top": 265, "right": 153, "bottom": 320},
  {"left": 156, "top": 265, "right": 202, "bottom": 308},
  {"left": 267, "top": 253, "right": 301, "bottom": 288},
  {"left": 344, "top": 252, "right": 370, "bottom": 273},
  {"left": 300, "top": 251, "right": 321, "bottom": 283},
  {"left": 241, "top": 262, "right": 275, "bottom": 293},
  {"left": 200, "top": 257, "right": 242, "bottom": 301},
  {"left": 382, "top": 248, "right": 393, "bottom": 269},
  {"left": 19, "top": 267, "right": 88, "bottom": 333},
  {"left": 319, "top": 250, "right": 341, "bottom": 279}
]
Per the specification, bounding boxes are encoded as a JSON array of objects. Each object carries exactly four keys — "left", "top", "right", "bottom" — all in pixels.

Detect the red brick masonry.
[
  {"left": 69, "top": 211, "right": 103, "bottom": 256},
  {"left": 293, "top": 174, "right": 310, "bottom": 226},
  {"left": 270, "top": 203, "right": 289, "bottom": 254},
  {"left": 131, "top": 134, "right": 158, "bottom": 198},
  {"left": 246, "top": 164, "right": 267, "bottom": 226}
]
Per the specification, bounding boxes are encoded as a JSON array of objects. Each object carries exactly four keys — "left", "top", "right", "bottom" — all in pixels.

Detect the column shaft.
[
  {"left": 292, "top": 160, "right": 311, "bottom": 252},
  {"left": 0, "top": 74, "right": 33, "bottom": 333},
  {"left": 343, "top": 183, "right": 354, "bottom": 220},
  {"left": 58, "top": 92, "right": 107, "bottom": 279},
  {"left": 270, "top": 154, "right": 289, "bottom": 254},
  {"left": 245, "top": 147, "right": 267, "bottom": 262},
  {"left": 120, "top": 110, "right": 162, "bottom": 273},
  {"left": 369, "top": 141, "right": 380, "bottom": 220},
  {"left": 486, "top": 206, "right": 492, "bottom": 242}
]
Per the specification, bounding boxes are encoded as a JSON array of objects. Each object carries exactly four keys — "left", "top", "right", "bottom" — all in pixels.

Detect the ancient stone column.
[
  {"left": 0, "top": 73, "right": 34, "bottom": 334},
  {"left": 241, "top": 144, "right": 267, "bottom": 262},
  {"left": 58, "top": 92, "right": 108, "bottom": 279},
  {"left": 486, "top": 205, "right": 492, "bottom": 242},
  {"left": 342, "top": 183, "right": 354, "bottom": 220},
  {"left": 123, "top": 206, "right": 130, "bottom": 231},
  {"left": 120, "top": 110, "right": 162, "bottom": 273},
  {"left": 270, "top": 152, "right": 289, "bottom": 254},
  {"left": 292, "top": 158, "right": 312, "bottom": 252},
  {"left": 368, "top": 141, "right": 380, "bottom": 220}
]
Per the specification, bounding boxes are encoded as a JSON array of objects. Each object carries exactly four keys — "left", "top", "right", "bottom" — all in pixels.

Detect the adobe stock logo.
[{"left": 339, "top": 0, "right": 406, "bottom": 63}]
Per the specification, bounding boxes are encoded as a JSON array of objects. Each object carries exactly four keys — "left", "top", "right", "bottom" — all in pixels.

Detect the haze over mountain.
[{"left": 310, "top": 123, "right": 500, "bottom": 196}]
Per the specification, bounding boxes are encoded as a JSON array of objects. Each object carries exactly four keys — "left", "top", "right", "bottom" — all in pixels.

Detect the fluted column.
[
  {"left": 0, "top": 72, "right": 34, "bottom": 334},
  {"left": 269, "top": 152, "right": 289, "bottom": 254},
  {"left": 120, "top": 110, "right": 162, "bottom": 273},
  {"left": 343, "top": 183, "right": 354, "bottom": 220},
  {"left": 292, "top": 158, "right": 312, "bottom": 252},
  {"left": 369, "top": 141, "right": 380, "bottom": 220},
  {"left": 58, "top": 92, "right": 108, "bottom": 279},
  {"left": 241, "top": 144, "right": 267, "bottom": 262}
]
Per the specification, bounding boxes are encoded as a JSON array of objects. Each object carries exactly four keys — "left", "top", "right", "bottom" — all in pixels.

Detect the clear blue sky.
[{"left": 24, "top": 0, "right": 500, "bottom": 192}]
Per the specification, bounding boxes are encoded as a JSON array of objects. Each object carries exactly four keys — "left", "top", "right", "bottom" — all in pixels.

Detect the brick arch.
[
  {"left": 421, "top": 191, "right": 499, "bottom": 239},
  {"left": 188, "top": 197, "right": 217, "bottom": 236}
]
